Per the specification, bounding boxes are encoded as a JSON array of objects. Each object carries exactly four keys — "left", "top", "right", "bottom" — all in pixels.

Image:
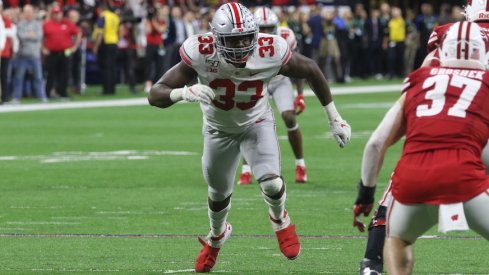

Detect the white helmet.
[
  {"left": 210, "top": 3, "right": 258, "bottom": 64},
  {"left": 439, "top": 21, "right": 488, "bottom": 70},
  {"left": 253, "top": 7, "right": 279, "bottom": 34},
  {"left": 465, "top": 0, "right": 489, "bottom": 21}
]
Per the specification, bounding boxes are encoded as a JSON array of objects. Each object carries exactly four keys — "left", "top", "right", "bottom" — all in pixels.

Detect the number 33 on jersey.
[{"left": 179, "top": 32, "right": 292, "bottom": 133}]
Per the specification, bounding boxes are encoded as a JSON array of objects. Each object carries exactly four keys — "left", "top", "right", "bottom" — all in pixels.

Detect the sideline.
[{"left": 0, "top": 84, "right": 403, "bottom": 113}]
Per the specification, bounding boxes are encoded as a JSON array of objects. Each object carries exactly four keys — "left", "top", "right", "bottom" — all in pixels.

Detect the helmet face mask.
[
  {"left": 439, "top": 21, "right": 488, "bottom": 70},
  {"left": 210, "top": 3, "right": 258, "bottom": 64},
  {"left": 254, "top": 7, "right": 279, "bottom": 35}
]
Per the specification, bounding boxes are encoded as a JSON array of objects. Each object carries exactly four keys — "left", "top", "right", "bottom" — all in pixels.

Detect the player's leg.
[
  {"left": 241, "top": 109, "right": 300, "bottom": 259},
  {"left": 271, "top": 77, "right": 306, "bottom": 183},
  {"left": 384, "top": 200, "right": 437, "bottom": 275},
  {"left": 359, "top": 182, "right": 393, "bottom": 274},
  {"left": 463, "top": 190, "right": 489, "bottom": 240},
  {"left": 195, "top": 125, "right": 241, "bottom": 272},
  {"left": 238, "top": 158, "right": 252, "bottom": 185}
]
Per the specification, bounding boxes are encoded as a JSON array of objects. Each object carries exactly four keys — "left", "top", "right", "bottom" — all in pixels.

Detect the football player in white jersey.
[
  {"left": 238, "top": 6, "right": 307, "bottom": 185},
  {"left": 148, "top": 3, "right": 351, "bottom": 273}
]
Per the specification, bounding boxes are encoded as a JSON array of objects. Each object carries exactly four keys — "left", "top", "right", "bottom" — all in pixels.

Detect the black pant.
[
  {"left": 145, "top": 44, "right": 164, "bottom": 83},
  {"left": 117, "top": 48, "right": 136, "bottom": 93},
  {"left": 388, "top": 41, "right": 406, "bottom": 78},
  {"left": 1, "top": 57, "right": 11, "bottom": 102},
  {"left": 45, "top": 51, "right": 69, "bottom": 98},
  {"left": 99, "top": 44, "right": 118, "bottom": 94}
]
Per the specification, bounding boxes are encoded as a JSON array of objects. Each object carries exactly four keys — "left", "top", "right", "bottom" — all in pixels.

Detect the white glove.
[
  {"left": 324, "top": 102, "right": 352, "bottom": 148},
  {"left": 170, "top": 84, "right": 215, "bottom": 104}
]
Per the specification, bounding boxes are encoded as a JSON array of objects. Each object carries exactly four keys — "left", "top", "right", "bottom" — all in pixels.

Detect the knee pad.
[{"left": 259, "top": 177, "right": 284, "bottom": 197}]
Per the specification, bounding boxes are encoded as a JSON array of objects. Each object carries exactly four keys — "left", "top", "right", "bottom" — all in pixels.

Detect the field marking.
[
  {"left": 0, "top": 233, "right": 481, "bottom": 239},
  {"left": 0, "top": 150, "right": 198, "bottom": 164},
  {"left": 163, "top": 269, "right": 198, "bottom": 274},
  {"left": 0, "top": 85, "right": 402, "bottom": 113}
]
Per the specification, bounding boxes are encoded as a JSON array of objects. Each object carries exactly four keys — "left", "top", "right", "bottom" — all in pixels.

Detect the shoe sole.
[{"left": 285, "top": 248, "right": 301, "bottom": 260}]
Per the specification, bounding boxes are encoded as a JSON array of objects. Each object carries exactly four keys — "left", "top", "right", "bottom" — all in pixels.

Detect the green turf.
[{"left": 1, "top": 89, "right": 488, "bottom": 274}]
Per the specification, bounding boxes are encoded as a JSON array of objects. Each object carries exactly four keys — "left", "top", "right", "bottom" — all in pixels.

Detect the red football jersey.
[{"left": 392, "top": 66, "right": 489, "bottom": 204}]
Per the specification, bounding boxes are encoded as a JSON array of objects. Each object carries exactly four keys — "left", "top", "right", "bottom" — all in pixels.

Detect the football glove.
[
  {"left": 353, "top": 180, "right": 376, "bottom": 232},
  {"left": 324, "top": 102, "right": 351, "bottom": 148},
  {"left": 170, "top": 84, "right": 215, "bottom": 105},
  {"left": 294, "top": 94, "right": 306, "bottom": 115},
  {"left": 329, "top": 118, "right": 351, "bottom": 148}
]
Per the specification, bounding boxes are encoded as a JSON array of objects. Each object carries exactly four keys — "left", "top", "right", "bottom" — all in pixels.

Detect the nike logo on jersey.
[{"left": 250, "top": 72, "right": 259, "bottom": 76}]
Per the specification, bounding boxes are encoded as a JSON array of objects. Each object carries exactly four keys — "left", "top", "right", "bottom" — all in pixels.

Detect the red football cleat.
[
  {"left": 238, "top": 171, "right": 252, "bottom": 185},
  {"left": 270, "top": 211, "right": 301, "bottom": 260},
  {"left": 195, "top": 223, "right": 232, "bottom": 273},
  {"left": 295, "top": 165, "right": 307, "bottom": 183},
  {"left": 275, "top": 224, "right": 301, "bottom": 260}
]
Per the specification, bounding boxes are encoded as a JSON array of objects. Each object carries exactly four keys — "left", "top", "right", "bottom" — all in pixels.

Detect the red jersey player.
[
  {"left": 359, "top": 21, "right": 489, "bottom": 274},
  {"left": 356, "top": 2, "right": 489, "bottom": 274}
]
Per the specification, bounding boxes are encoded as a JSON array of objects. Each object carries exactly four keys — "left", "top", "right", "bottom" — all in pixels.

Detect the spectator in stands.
[
  {"left": 451, "top": 5, "right": 464, "bottom": 23},
  {"left": 0, "top": 0, "right": 7, "bottom": 103},
  {"left": 307, "top": 6, "right": 322, "bottom": 67},
  {"left": 365, "top": 8, "right": 384, "bottom": 80},
  {"left": 387, "top": 6, "right": 405, "bottom": 79},
  {"left": 404, "top": 8, "right": 418, "bottom": 76},
  {"left": 414, "top": 3, "right": 437, "bottom": 69},
  {"left": 93, "top": 1, "right": 120, "bottom": 95},
  {"left": 117, "top": 8, "right": 137, "bottom": 94},
  {"left": 11, "top": 4, "right": 46, "bottom": 103},
  {"left": 351, "top": 4, "right": 368, "bottom": 78},
  {"left": 163, "top": 6, "right": 186, "bottom": 74},
  {"left": 68, "top": 9, "right": 83, "bottom": 94},
  {"left": 43, "top": 5, "right": 81, "bottom": 100},
  {"left": 319, "top": 10, "right": 343, "bottom": 82},
  {"left": 1, "top": 4, "right": 17, "bottom": 103},
  {"left": 143, "top": 5, "right": 167, "bottom": 93},
  {"left": 379, "top": 2, "right": 390, "bottom": 77}
]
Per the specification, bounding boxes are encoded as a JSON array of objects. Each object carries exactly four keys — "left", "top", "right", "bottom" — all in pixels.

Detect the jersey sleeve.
[
  {"left": 276, "top": 35, "right": 292, "bottom": 65},
  {"left": 179, "top": 32, "right": 214, "bottom": 68},
  {"left": 179, "top": 35, "right": 198, "bottom": 66},
  {"left": 427, "top": 24, "right": 452, "bottom": 53}
]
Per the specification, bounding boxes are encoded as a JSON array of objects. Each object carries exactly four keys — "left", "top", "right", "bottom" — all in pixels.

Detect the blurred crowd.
[{"left": 0, "top": 0, "right": 465, "bottom": 104}]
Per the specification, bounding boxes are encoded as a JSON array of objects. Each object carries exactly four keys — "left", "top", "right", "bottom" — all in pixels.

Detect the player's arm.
[
  {"left": 279, "top": 51, "right": 332, "bottom": 105},
  {"left": 353, "top": 93, "right": 406, "bottom": 231},
  {"left": 279, "top": 51, "right": 351, "bottom": 147},
  {"left": 148, "top": 61, "right": 216, "bottom": 109}
]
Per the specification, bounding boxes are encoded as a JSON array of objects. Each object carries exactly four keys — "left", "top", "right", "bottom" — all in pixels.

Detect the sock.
[
  {"left": 241, "top": 164, "right": 251, "bottom": 173},
  {"left": 208, "top": 203, "right": 230, "bottom": 237},
  {"left": 262, "top": 188, "right": 286, "bottom": 222},
  {"left": 364, "top": 225, "right": 386, "bottom": 262},
  {"left": 295, "top": 159, "right": 305, "bottom": 167}
]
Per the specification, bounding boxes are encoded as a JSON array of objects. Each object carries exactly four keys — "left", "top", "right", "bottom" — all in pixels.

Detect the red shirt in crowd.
[
  {"left": 1, "top": 15, "right": 12, "bottom": 58},
  {"left": 146, "top": 19, "right": 165, "bottom": 46},
  {"left": 43, "top": 18, "right": 79, "bottom": 52}
]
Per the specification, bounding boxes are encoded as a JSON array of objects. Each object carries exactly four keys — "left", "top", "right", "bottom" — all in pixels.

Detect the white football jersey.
[
  {"left": 180, "top": 32, "right": 292, "bottom": 133},
  {"left": 269, "top": 26, "right": 297, "bottom": 89},
  {"left": 277, "top": 26, "right": 297, "bottom": 51}
]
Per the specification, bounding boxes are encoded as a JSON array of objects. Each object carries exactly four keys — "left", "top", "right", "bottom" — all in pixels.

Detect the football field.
[{"left": 1, "top": 88, "right": 488, "bottom": 274}]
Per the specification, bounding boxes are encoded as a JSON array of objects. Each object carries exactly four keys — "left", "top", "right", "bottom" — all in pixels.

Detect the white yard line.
[{"left": 0, "top": 85, "right": 402, "bottom": 113}]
